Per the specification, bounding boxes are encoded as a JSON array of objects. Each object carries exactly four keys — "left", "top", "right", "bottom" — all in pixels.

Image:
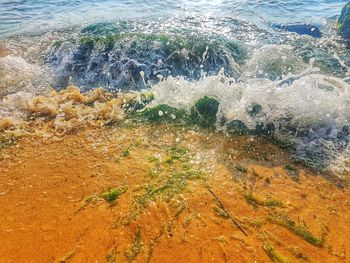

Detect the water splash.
[{"left": 149, "top": 60, "right": 350, "bottom": 173}]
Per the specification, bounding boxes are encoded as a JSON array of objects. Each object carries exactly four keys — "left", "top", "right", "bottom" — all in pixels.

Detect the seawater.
[
  {"left": 0, "top": 0, "right": 349, "bottom": 175},
  {"left": 0, "top": 0, "right": 348, "bottom": 36}
]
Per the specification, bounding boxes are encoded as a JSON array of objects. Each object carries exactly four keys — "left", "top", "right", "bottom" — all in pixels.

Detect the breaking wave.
[{"left": 0, "top": 14, "right": 349, "bottom": 176}]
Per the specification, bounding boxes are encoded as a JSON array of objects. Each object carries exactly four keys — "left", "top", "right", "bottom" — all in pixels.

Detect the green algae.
[
  {"left": 53, "top": 40, "right": 65, "bottom": 47},
  {"left": 139, "top": 91, "right": 155, "bottom": 104},
  {"left": 235, "top": 164, "right": 248, "bottom": 173},
  {"left": 101, "top": 186, "right": 128, "bottom": 203},
  {"left": 121, "top": 149, "right": 130, "bottom": 157},
  {"left": 136, "top": 104, "right": 187, "bottom": 123},
  {"left": 123, "top": 91, "right": 155, "bottom": 111},
  {"left": 213, "top": 206, "right": 229, "bottom": 219},
  {"left": 337, "top": 2, "right": 350, "bottom": 38},
  {"left": 272, "top": 136, "right": 298, "bottom": 150},
  {"left": 165, "top": 146, "right": 190, "bottom": 164},
  {"left": 226, "top": 120, "right": 250, "bottom": 135},
  {"left": 244, "top": 217, "right": 265, "bottom": 228},
  {"left": 79, "top": 31, "right": 248, "bottom": 63},
  {"left": 166, "top": 202, "right": 187, "bottom": 237},
  {"left": 120, "top": 171, "right": 201, "bottom": 225},
  {"left": 81, "top": 21, "right": 131, "bottom": 35},
  {"left": 244, "top": 194, "right": 284, "bottom": 208},
  {"left": 264, "top": 199, "right": 284, "bottom": 207},
  {"left": 74, "top": 195, "right": 99, "bottom": 215},
  {"left": 80, "top": 36, "right": 95, "bottom": 48},
  {"left": 263, "top": 242, "right": 292, "bottom": 263},
  {"left": 284, "top": 164, "right": 298, "bottom": 173},
  {"left": 106, "top": 247, "right": 117, "bottom": 263},
  {"left": 78, "top": 33, "right": 180, "bottom": 51},
  {"left": 0, "top": 133, "right": 18, "bottom": 149},
  {"left": 148, "top": 156, "right": 160, "bottom": 163},
  {"left": 269, "top": 215, "right": 323, "bottom": 246},
  {"left": 125, "top": 228, "right": 143, "bottom": 262},
  {"left": 77, "top": 31, "right": 247, "bottom": 61},
  {"left": 146, "top": 228, "right": 164, "bottom": 263},
  {"left": 118, "top": 144, "right": 204, "bottom": 226},
  {"left": 190, "top": 96, "right": 219, "bottom": 127},
  {"left": 135, "top": 168, "right": 203, "bottom": 207},
  {"left": 131, "top": 95, "right": 220, "bottom": 128}
]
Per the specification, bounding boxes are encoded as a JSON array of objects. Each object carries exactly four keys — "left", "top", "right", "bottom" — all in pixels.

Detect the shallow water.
[
  {"left": 0, "top": 0, "right": 348, "bottom": 35},
  {"left": 0, "top": 2, "right": 349, "bottom": 174},
  {"left": 0, "top": 1, "right": 350, "bottom": 174}
]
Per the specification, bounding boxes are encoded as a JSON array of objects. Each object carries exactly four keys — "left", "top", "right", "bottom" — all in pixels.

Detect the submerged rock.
[
  {"left": 46, "top": 30, "right": 247, "bottom": 91},
  {"left": 226, "top": 120, "right": 250, "bottom": 135},
  {"left": 190, "top": 96, "right": 219, "bottom": 127},
  {"left": 294, "top": 39, "right": 348, "bottom": 78},
  {"left": 337, "top": 2, "right": 350, "bottom": 39},
  {"left": 80, "top": 22, "right": 130, "bottom": 35},
  {"left": 137, "top": 96, "right": 220, "bottom": 127},
  {"left": 273, "top": 23, "right": 322, "bottom": 38}
]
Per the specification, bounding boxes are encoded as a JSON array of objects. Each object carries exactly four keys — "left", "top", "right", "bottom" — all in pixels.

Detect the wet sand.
[{"left": 0, "top": 122, "right": 349, "bottom": 263}]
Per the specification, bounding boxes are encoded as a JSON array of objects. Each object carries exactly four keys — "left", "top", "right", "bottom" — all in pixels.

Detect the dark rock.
[
  {"left": 247, "top": 103, "right": 262, "bottom": 117},
  {"left": 226, "top": 120, "right": 250, "bottom": 135},
  {"left": 45, "top": 32, "right": 247, "bottom": 91},
  {"left": 255, "top": 123, "right": 275, "bottom": 136},
  {"left": 337, "top": 2, "right": 350, "bottom": 39},
  {"left": 190, "top": 96, "right": 219, "bottom": 127},
  {"left": 272, "top": 23, "right": 322, "bottom": 38},
  {"left": 295, "top": 40, "right": 348, "bottom": 78}
]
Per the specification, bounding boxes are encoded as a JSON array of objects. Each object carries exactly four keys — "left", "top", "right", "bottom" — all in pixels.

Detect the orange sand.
[{"left": 0, "top": 122, "right": 349, "bottom": 263}]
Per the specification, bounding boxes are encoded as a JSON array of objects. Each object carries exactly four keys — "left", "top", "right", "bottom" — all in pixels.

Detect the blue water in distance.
[{"left": 0, "top": 0, "right": 348, "bottom": 36}]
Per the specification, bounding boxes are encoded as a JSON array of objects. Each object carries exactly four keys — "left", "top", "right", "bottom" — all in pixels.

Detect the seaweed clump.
[
  {"left": 137, "top": 104, "right": 187, "bottom": 123},
  {"left": 136, "top": 96, "right": 220, "bottom": 128},
  {"left": 269, "top": 214, "right": 324, "bottom": 246},
  {"left": 190, "top": 96, "right": 219, "bottom": 127},
  {"left": 101, "top": 186, "right": 128, "bottom": 203},
  {"left": 263, "top": 242, "right": 292, "bottom": 263},
  {"left": 244, "top": 194, "right": 284, "bottom": 208},
  {"left": 125, "top": 228, "right": 143, "bottom": 262}
]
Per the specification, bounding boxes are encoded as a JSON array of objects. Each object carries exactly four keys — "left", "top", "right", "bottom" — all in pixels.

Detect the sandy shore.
[{"left": 0, "top": 122, "right": 349, "bottom": 262}]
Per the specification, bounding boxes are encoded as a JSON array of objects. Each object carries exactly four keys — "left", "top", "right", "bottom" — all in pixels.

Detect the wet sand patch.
[{"left": 0, "top": 123, "right": 349, "bottom": 262}]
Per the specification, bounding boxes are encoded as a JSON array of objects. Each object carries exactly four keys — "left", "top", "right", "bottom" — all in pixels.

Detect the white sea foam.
[
  {"left": 0, "top": 55, "right": 50, "bottom": 97},
  {"left": 151, "top": 68, "right": 349, "bottom": 131},
  {"left": 149, "top": 51, "right": 350, "bottom": 174}
]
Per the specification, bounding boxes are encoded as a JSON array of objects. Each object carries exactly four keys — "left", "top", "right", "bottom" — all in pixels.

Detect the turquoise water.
[{"left": 0, "top": 0, "right": 348, "bottom": 35}]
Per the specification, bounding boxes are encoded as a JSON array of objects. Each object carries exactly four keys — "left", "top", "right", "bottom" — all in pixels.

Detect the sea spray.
[{"left": 148, "top": 66, "right": 350, "bottom": 173}]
